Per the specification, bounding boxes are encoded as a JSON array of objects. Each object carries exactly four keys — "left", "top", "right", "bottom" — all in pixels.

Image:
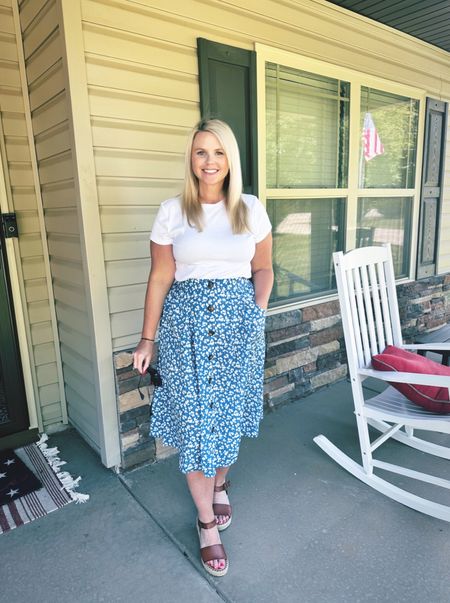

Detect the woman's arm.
[
  {"left": 251, "top": 233, "right": 274, "bottom": 310},
  {"left": 133, "top": 242, "right": 176, "bottom": 374}
]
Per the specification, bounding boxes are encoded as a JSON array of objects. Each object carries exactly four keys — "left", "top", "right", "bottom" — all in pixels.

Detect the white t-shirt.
[{"left": 150, "top": 194, "right": 272, "bottom": 281}]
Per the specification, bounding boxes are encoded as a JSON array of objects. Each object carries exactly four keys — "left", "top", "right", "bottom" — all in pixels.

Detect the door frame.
[{"left": 0, "top": 139, "right": 39, "bottom": 433}]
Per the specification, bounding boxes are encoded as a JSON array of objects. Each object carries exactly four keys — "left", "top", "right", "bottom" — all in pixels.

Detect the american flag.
[{"left": 363, "top": 112, "right": 384, "bottom": 161}]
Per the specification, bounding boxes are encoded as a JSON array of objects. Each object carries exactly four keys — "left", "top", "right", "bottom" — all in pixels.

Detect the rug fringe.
[{"left": 37, "top": 434, "right": 89, "bottom": 503}]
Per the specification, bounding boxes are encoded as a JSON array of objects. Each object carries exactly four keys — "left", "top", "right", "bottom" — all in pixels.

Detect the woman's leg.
[
  {"left": 186, "top": 471, "right": 226, "bottom": 571},
  {"left": 214, "top": 466, "right": 231, "bottom": 526}
]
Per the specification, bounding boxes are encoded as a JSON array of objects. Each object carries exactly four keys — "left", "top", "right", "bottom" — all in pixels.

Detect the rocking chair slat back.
[{"left": 334, "top": 244, "right": 403, "bottom": 373}]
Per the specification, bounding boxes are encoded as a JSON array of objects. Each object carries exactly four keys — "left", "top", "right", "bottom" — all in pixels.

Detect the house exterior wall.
[
  {"left": 0, "top": 0, "right": 65, "bottom": 430},
  {"left": 74, "top": 0, "right": 450, "bottom": 468},
  {"left": 17, "top": 0, "right": 103, "bottom": 449}
]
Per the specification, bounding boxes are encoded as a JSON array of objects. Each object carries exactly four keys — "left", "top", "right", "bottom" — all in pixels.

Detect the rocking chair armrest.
[
  {"left": 358, "top": 367, "right": 450, "bottom": 388},
  {"left": 402, "top": 343, "right": 450, "bottom": 351}
]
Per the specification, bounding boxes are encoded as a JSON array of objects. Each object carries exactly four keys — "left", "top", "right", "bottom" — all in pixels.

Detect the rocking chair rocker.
[{"left": 314, "top": 244, "right": 450, "bottom": 521}]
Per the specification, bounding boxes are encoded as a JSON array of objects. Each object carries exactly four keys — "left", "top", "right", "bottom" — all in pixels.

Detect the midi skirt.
[{"left": 150, "top": 277, "right": 266, "bottom": 477}]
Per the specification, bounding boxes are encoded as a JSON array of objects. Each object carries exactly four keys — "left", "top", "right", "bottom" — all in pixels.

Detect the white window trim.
[{"left": 255, "top": 43, "right": 426, "bottom": 312}]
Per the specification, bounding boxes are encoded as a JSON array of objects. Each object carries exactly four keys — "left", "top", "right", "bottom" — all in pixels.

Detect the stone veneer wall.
[{"left": 114, "top": 274, "right": 450, "bottom": 470}]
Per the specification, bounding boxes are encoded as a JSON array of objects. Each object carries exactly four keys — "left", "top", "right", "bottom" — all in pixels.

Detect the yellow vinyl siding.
[
  {"left": 18, "top": 0, "right": 100, "bottom": 447},
  {"left": 0, "top": 0, "right": 63, "bottom": 429},
  {"left": 80, "top": 0, "right": 450, "bottom": 350}
]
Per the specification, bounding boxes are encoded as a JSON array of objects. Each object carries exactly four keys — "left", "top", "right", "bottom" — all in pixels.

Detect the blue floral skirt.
[{"left": 150, "top": 278, "right": 266, "bottom": 477}]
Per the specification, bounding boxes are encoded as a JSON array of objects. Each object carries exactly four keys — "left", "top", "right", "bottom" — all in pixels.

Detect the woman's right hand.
[{"left": 133, "top": 339, "right": 154, "bottom": 375}]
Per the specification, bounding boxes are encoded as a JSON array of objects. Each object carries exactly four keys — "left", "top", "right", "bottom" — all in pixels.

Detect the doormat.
[
  {"left": 0, "top": 434, "right": 89, "bottom": 534},
  {"left": 0, "top": 448, "right": 42, "bottom": 505}
]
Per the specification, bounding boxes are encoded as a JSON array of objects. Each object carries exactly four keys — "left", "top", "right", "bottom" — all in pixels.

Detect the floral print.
[{"left": 150, "top": 277, "right": 266, "bottom": 477}]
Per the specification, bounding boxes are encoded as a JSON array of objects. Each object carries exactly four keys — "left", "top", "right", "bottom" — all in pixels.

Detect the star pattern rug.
[
  {"left": 0, "top": 434, "right": 89, "bottom": 534},
  {"left": 0, "top": 449, "right": 42, "bottom": 505}
]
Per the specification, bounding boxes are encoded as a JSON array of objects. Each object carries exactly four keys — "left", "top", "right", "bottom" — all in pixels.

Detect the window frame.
[{"left": 255, "top": 44, "right": 426, "bottom": 312}]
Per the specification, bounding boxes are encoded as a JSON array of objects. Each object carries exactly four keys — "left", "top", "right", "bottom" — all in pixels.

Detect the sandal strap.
[
  {"left": 197, "top": 518, "right": 217, "bottom": 530},
  {"left": 200, "top": 543, "right": 227, "bottom": 564},
  {"left": 212, "top": 503, "right": 232, "bottom": 516},
  {"left": 214, "top": 479, "right": 230, "bottom": 493}
]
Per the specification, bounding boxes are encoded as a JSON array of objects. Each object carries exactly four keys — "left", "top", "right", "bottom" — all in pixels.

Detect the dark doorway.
[{"left": 0, "top": 229, "right": 30, "bottom": 439}]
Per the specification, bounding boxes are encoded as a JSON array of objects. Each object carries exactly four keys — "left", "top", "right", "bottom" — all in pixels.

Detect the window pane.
[
  {"left": 266, "top": 63, "right": 349, "bottom": 188},
  {"left": 357, "top": 197, "right": 412, "bottom": 276},
  {"left": 359, "top": 88, "right": 419, "bottom": 189},
  {"left": 267, "top": 198, "right": 345, "bottom": 304}
]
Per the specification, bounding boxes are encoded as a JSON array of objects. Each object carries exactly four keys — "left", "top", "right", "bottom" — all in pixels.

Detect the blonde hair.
[{"left": 182, "top": 118, "right": 249, "bottom": 234}]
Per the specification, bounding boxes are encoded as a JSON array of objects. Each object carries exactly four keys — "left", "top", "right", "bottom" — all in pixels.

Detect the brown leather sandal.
[
  {"left": 213, "top": 480, "right": 232, "bottom": 531},
  {"left": 196, "top": 518, "right": 228, "bottom": 577}
]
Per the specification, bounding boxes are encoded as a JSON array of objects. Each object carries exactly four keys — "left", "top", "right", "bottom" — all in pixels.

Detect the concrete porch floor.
[{"left": 1, "top": 379, "right": 450, "bottom": 602}]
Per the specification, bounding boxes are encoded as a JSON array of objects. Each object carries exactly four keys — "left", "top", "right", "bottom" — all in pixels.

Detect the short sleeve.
[
  {"left": 251, "top": 197, "right": 272, "bottom": 243},
  {"left": 150, "top": 202, "right": 173, "bottom": 245}
]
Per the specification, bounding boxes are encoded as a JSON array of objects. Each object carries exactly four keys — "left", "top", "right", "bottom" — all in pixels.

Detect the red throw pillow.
[{"left": 371, "top": 345, "right": 450, "bottom": 414}]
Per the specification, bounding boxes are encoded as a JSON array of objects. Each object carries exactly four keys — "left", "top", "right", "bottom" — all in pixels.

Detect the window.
[{"left": 260, "top": 49, "right": 423, "bottom": 307}]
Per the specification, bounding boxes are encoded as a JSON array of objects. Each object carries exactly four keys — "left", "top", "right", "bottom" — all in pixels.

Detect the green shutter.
[
  {"left": 197, "top": 38, "right": 258, "bottom": 195},
  {"left": 417, "top": 98, "right": 448, "bottom": 278}
]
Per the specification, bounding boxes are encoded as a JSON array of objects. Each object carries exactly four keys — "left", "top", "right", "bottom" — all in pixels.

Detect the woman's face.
[{"left": 191, "top": 131, "right": 229, "bottom": 191}]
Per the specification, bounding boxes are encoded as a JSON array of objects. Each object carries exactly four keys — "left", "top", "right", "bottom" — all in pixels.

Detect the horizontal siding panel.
[
  {"left": 36, "top": 361, "right": 58, "bottom": 387},
  {"left": 2, "top": 112, "right": 28, "bottom": 136},
  {"left": 38, "top": 151, "right": 73, "bottom": 185},
  {"left": 5, "top": 137, "right": 31, "bottom": 162},
  {"left": 16, "top": 209, "right": 40, "bottom": 234},
  {"left": 81, "top": 0, "right": 202, "bottom": 51},
  {"left": 19, "top": 234, "right": 44, "bottom": 259},
  {"left": 67, "top": 395, "right": 100, "bottom": 447},
  {"left": 94, "top": 149, "right": 184, "bottom": 180},
  {"left": 12, "top": 187, "right": 37, "bottom": 210},
  {"left": 50, "top": 258, "right": 84, "bottom": 287},
  {"left": 31, "top": 91, "right": 67, "bottom": 135},
  {"left": 88, "top": 87, "right": 198, "bottom": 126},
  {"left": 105, "top": 258, "right": 149, "bottom": 287},
  {"left": 39, "top": 383, "right": 61, "bottom": 406},
  {"left": 100, "top": 205, "right": 156, "bottom": 234},
  {"left": 0, "top": 88, "right": 24, "bottom": 112},
  {"left": 25, "top": 28, "right": 60, "bottom": 84},
  {"left": 41, "top": 401, "right": 63, "bottom": 424},
  {"left": 44, "top": 207, "right": 79, "bottom": 235},
  {"left": 35, "top": 121, "right": 71, "bottom": 161},
  {"left": 108, "top": 283, "right": 146, "bottom": 313},
  {"left": 60, "top": 344, "right": 94, "bottom": 383},
  {"left": 64, "top": 366, "right": 95, "bottom": 405},
  {"left": 102, "top": 232, "right": 150, "bottom": 261},
  {"left": 110, "top": 307, "right": 142, "bottom": 339},
  {"left": 91, "top": 118, "right": 189, "bottom": 154},
  {"left": 113, "top": 333, "right": 139, "bottom": 351},
  {"left": 0, "top": 6, "right": 14, "bottom": 36},
  {"left": 47, "top": 234, "right": 82, "bottom": 262},
  {"left": 22, "top": 256, "right": 46, "bottom": 280},
  {"left": 28, "top": 299, "right": 51, "bottom": 324},
  {"left": 58, "top": 324, "right": 92, "bottom": 362},
  {"left": 85, "top": 54, "right": 198, "bottom": 102},
  {"left": 96, "top": 178, "right": 181, "bottom": 207},
  {"left": 55, "top": 303, "right": 90, "bottom": 336},
  {"left": 0, "top": 33, "right": 18, "bottom": 61},
  {"left": 53, "top": 281, "right": 87, "bottom": 312},
  {"left": 41, "top": 179, "right": 76, "bottom": 209},
  {"left": 82, "top": 22, "right": 196, "bottom": 74},
  {"left": 30, "top": 321, "right": 53, "bottom": 345},
  {"left": 20, "top": 0, "right": 46, "bottom": 33},
  {"left": 0, "top": 61, "right": 21, "bottom": 87},
  {"left": 25, "top": 277, "right": 49, "bottom": 302},
  {"left": 34, "top": 341, "right": 56, "bottom": 366},
  {"left": 8, "top": 163, "right": 34, "bottom": 186},
  {"left": 29, "top": 59, "right": 65, "bottom": 111},
  {"left": 22, "top": 0, "right": 57, "bottom": 60}
]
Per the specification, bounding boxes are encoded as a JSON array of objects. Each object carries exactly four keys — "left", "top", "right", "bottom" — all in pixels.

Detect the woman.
[{"left": 133, "top": 119, "right": 273, "bottom": 577}]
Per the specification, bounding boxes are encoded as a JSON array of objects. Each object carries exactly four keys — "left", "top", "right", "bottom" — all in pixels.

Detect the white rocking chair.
[{"left": 314, "top": 244, "right": 450, "bottom": 521}]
